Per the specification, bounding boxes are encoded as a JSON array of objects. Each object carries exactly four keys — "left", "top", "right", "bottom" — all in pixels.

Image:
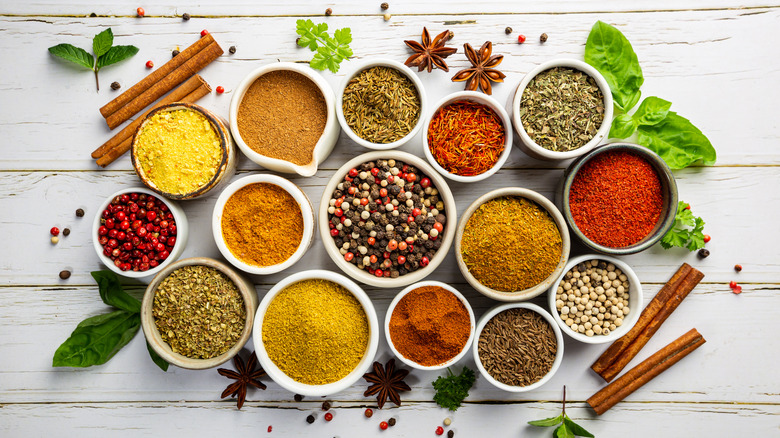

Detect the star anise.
[
  {"left": 404, "top": 27, "right": 457, "bottom": 72},
  {"left": 363, "top": 358, "right": 411, "bottom": 409},
  {"left": 217, "top": 351, "right": 267, "bottom": 410},
  {"left": 451, "top": 41, "right": 506, "bottom": 95}
]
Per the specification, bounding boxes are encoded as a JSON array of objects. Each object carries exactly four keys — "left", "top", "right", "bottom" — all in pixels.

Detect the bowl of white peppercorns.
[{"left": 547, "top": 254, "right": 642, "bottom": 344}]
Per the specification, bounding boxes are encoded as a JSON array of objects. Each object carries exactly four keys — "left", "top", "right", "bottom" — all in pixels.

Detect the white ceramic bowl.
[
  {"left": 229, "top": 62, "right": 339, "bottom": 177},
  {"left": 422, "top": 91, "right": 513, "bottom": 183},
  {"left": 473, "top": 302, "right": 564, "bottom": 392},
  {"left": 454, "top": 187, "right": 570, "bottom": 301},
  {"left": 385, "top": 281, "right": 475, "bottom": 370},
  {"left": 547, "top": 254, "right": 643, "bottom": 344},
  {"left": 336, "top": 58, "right": 427, "bottom": 150},
  {"left": 318, "top": 151, "right": 457, "bottom": 288},
  {"left": 141, "top": 257, "right": 259, "bottom": 370},
  {"left": 212, "top": 174, "right": 315, "bottom": 275},
  {"left": 252, "top": 270, "right": 379, "bottom": 396},
  {"left": 92, "top": 187, "right": 189, "bottom": 280},
  {"left": 508, "top": 59, "right": 613, "bottom": 161}
]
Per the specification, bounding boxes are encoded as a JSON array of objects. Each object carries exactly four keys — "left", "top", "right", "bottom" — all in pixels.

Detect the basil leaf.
[
  {"left": 584, "top": 21, "right": 644, "bottom": 112},
  {"left": 146, "top": 341, "right": 169, "bottom": 372},
  {"left": 97, "top": 45, "right": 139, "bottom": 69},
  {"left": 48, "top": 43, "right": 94, "bottom": 70},
  {"left": 564, "top": 417, "right": 595, "bottom": 438},
  {"left": 91, "top": 270, "right": 141, "bottom": 313},
  {"left": 52, "top": 310, "right": 141, "bottom": 367},
  {"left": 610, "top": 113, "right": 637, "bottom": 139},
  {"left": 528, "top": 415, "right": 563, "bottom": 427},
  {"left": 93, "top": 27, "right": 113, "bottom": 58},
  {"left": 633, "top": 96, "right": 672, "bottom": 126},
  {"left": 636, "top": 111, "right": 717, "bottom": 169}
]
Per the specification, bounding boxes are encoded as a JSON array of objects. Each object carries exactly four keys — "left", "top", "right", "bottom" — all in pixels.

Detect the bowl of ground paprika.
[
  {"left": 385, "top": 281, "right": 475, "bottom": 370},
  {"left": 560, "top": 143, "right": 678, "bottom": 255}
]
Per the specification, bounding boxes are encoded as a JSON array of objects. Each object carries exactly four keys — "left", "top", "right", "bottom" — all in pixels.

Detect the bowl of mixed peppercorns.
[
  {"left": 92, "top": 187, "right": 188, "bottom": 279},
  {"left": 318, "top": 151, "right": 456, "bottom": 288}
]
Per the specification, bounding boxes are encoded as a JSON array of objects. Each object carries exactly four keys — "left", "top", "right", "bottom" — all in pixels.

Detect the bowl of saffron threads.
[{"left": 423, "top": 91, "right": 513, "bottom": 183}]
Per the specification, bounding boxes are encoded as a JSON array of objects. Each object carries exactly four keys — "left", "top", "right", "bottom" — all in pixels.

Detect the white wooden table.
[{"left": 1, "top": 1, "right": 778, "bottom": 436}]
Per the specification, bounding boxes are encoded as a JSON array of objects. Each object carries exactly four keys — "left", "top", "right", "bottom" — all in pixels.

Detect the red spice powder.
[{"left": 569, "top": 150, "right": 663, "bottom": 248}]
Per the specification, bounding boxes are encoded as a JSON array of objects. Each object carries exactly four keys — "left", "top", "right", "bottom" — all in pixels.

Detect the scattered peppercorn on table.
[{"left": 1, "top": 1, "right": 778, "bottom": 436}]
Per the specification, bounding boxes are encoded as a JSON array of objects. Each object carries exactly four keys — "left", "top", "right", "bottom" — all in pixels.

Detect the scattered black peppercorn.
[
  {"left": 505, "top": 26, "right": 512, "bottom": 34},
  {"left": 63, "top": 228, "right": 70, "bottom": 236},
  {"left": 296, "top": 37, "right": 301, "bottom": 45},
  {"left": 59, "top": 270, "right": 71, "bottom": 280},
  {"left": 381, "top": 2, "right": 389, "bottom": 9},
  {"left": 294, "top": 394, "right": 303, "bottom": 402},
  {"left": 447, "top": 430, "right": 454, "bottom": 438},
  {"left": 76, "top": 208, "right": 85, "bottom": 217},
  {"left": 325, "top": 8, "right": 332, "bottom": 16},
  {"left": 89, "top": 12, "right": 97, "bottom": 17},
  {"left": 322, "top": 401, "right": 331, "bottom": 410},
  {"left": 697, "top": 248, "right": 710, "bottom": 258},
  {"left": 182, "top": 13, "right": 191, "bottom": 21},
  {"left": 447, "top": 30, "right": 454, "bottom": 40},
  {"left": 110, "top": 81, "right": 121, "bottom": 90},
  {"left": 388, "top": 417, "right": 396, "bottom": 426},
  {"left": 540, "top": 33, "right": 548, "bottom": 43},
  {"left": 229, "top": 45, "right": 237, "bottom": 54},
  {"left": 171, "top": 49, "right": 180, "bottom": 58},
  {"left": 306, "top": 414, "right": 315, "bottom": 424}
]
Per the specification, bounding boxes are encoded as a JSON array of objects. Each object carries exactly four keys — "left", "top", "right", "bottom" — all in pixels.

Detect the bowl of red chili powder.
[{"left": 561, "top": 143, "right": 678, "bottom": 254}]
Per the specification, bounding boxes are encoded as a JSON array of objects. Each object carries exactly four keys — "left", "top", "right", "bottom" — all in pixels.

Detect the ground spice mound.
[
  {"left": 569, "top": 150, "right": 663, "bottom": 248},
  {"left": 237, "top": 70, "right": 327, "bottom": 165},
  {"left": 461, "top": 196, "right": 562, "bottom": 292}
]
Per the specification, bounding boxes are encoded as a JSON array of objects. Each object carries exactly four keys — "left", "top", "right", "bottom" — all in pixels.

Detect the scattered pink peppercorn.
[
  {"left": 703, "top": 234, "right": 711, "bottom": 243},
  {"left": 216, "top": 86, "right": 225, "bottom": 94},
  {"left": 201, "top": 29, "right": 209, "bottom": 37},
  {"left": 436, "top": 426, "right": 445, "bottom": 435},
  {"left": 145, "top": 60, "right": 154, "bottom": 68},
  {"left": 734, "top": 264, "right": 742, "bottom": 272},
  {"left": 364, "top": 408, "right": 373, "bottom": 418},
  {"left": 517, "top": 34, "right": 526, "bottom": 44},
  {"left": 379, "top": 421, "right": 389, "bottom": 430},
  {"left": 267, "top": 425, "right": 272, "bottom": 433},
  {"left": 136, "top": 7, "right": 145, "bottom": 16},
  {"left": 324, "top": 412, "right": 333, "bottom": 422},
  {"left": 50, "top": 227, "right": 60, "bottom": 236}
]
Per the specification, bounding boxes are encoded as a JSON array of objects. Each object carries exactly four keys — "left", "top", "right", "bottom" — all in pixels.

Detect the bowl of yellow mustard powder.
[
  {"left": 253, "top": 269, "right": 379, "bottom": 396},
  {"left": 131, "top": 103, "right": 237, "bottom": 200}
]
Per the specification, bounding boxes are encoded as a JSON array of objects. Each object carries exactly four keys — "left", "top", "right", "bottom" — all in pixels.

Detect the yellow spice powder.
[
  {"left": 262, "top": 279, "right": 369, "bottom": 385},
  {"left": 134, "top": 108, "right": 222, "bottom": 195}
]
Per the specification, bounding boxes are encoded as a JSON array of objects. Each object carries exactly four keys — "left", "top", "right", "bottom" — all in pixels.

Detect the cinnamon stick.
[
  {"left": 94, "top": 77, "right": 211, "bottom": 167},
  {"left": 587, "top": 328, "right": 706, "bottom": 415},
  {"left": 102, "top": 35, "right": 222, "bottom": 129},
  {"left": 592, "top": 263, "right": 704, "bottom": 382}
]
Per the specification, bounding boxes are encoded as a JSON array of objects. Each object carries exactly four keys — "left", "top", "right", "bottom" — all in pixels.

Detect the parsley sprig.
[
  {"left": 660, "top": 201, "right": 706, "bottom": 251},
  {"left": 432, "top": 366, "right": 476, "bottom": 411},
  {"left": 528, "top": 386, "right": 594, "bottom": 438},
  {"left": 295, "top": 19, "right": 353, "bottom": 72}
]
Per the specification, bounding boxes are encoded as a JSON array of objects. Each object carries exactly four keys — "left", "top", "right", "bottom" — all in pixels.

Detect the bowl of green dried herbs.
[{"left": 509, "top": 59, "right": 613, "bottom": 161}]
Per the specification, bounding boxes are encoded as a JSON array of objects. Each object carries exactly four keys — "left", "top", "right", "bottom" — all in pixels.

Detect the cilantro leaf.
[
  {"left": 660, "top": 201, "right": 707, "bottom": 251},
  {"left": 432, "top": 366, "right": 476, "bottom": 411},
  {"left": 294, "top": 19, "right": 352, "bottom": 72}
]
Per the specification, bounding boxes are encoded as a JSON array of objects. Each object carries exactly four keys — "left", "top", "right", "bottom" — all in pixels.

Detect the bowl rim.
[
  {"left": 141, "top": 257, "right": 257, "bottom": 370},
  {"left": 560, "top": 142, "right": 679, "bottom": 255},
  {"left": 228, "top": 62, "right": 338, "bottom": 176},
  {"left": 472, "top": 302, "right": 564, "bottom": 392},
  {"left": 131, "top": 102, "right": 231, "bottom": 200},
  {"left": 422, "top": 91, "right": 514, "bottom": 183},
  {"left": 252, "top": 269, "right": 380, "bottom": 396},
  {"left": 336, "top": 58, "right": 427, "bottom": 150},
  {"left": 211, "top": 174, "right": 315, "bottom": 275},
  {"left": 454, "top": 187, "right": 570, "bottom": 301},
  {"left": 91, "top": 186, "right": 187, "bottom": 279},
  {"left": 547, "top": 254, "right": 643, "bottom": 344},
  {"left": 317, "top": 150, "right": 457, "bottom": 288},
  {"left": 511, "top": 58, "right": 614, "bottom": 160},
  {"left": 384, "top": 280, "right": 476, "bottom": 370}
]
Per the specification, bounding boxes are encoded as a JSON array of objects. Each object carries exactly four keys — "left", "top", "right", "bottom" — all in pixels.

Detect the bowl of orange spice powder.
[{"left": 212, "top": 174, "right": 315, "bottom": 275}]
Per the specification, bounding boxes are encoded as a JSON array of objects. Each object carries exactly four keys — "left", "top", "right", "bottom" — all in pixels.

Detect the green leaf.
[
  {"left": 564, "top": 417, "right": 595, "bottom": 438},
  {"left": 146, "top": 341, "right": 169, "bottom": 372},
  {"left": 52, "top": 310, "right": 141, "bottom": 367},
  {"left": 91, "top": 270, "right": 141, "bottom": 313},
  {"left": 294, "top": 19, "right": 351, "bottom": 72},
  {"left": 97, "top": 45, "right": 139, "bottom": 70},
  {"left": 528, "top": 415, "right": 563, "bottom": 427},
  {"left": 584, "top": 21, "right": 644, "bottom": 112},
  {"left": 686, "top": 216, "right": 706, "bottom": 251},
  {"left": 334, "top": 27, "right": 352, "bottom": 46},
  {"left": 660, "top": 201, "right": 707, "bottom": 251},
  {"left": 93, "top": 28, "right": 114, "bottom": 58},
  {"left": 432, "top": 366, "right": 476, "bottom": 411},
  {"left": 610, "top": 113, "right": 637, "bottom": 138},
  {"left": 48, "top": 43, "right": 94, "bottom": 70},
  {"left": 633, "top": 96, "right": 672, "bottom": 126},
  {"left": 636, "top": 111, "right": 716, "bottom": 169},
  {"left": 555, "top": 422, "right": 575, "bottom": 438}
]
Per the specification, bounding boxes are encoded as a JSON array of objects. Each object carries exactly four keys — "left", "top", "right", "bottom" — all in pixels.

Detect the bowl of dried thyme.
[
  {"left": 337, "top": 59, "right": 427, "bottom": 150},
  {"left": 509, "top": 58, "right": 613, "bottom": 161},
  {"left": 141, "top": 257, "right": 258, "bottom": 370}
]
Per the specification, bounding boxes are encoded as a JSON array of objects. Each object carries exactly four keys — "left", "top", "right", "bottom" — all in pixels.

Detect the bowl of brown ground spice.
[
  {"left": 212, "top": 174, "right": 314, "bottom": 275},
  {"left": 229, "top": 62, "right": 339, "bottom": 177}
]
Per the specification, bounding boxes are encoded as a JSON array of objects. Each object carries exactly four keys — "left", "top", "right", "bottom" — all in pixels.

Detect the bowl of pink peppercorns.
[{"left": 92, "top": 187, "right": 189, "bottom": 279}]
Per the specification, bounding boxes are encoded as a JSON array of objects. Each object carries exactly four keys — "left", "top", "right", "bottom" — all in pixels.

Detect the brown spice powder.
[
  {"left": 221, "top": 182, "right": 304, "bottom": 267},
  {"left": 237, "top": 70, "right": 327, "bottom": 165}
]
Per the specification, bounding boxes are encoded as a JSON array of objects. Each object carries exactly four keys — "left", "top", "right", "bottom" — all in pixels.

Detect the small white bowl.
[
  {"left": 422, "top": 91, "right": 513, "bottom": 183},
  {"left": 385, "top": 281, "right": 475, "bottom": 370},
  {"left": 508, "top": 59, "right": 613, "bottom": 161},
  {"left": 473, "top": 302, "right": 564, "bottom": 392},
  {"left": 336, "top": 58, "right": 427, "bottom": 150},
  {"left": 252, "top": 270, "right": 380, "bottom": 396},
  {"left": 229, "top": 62, "right": 339, "bottom": 177},
  {"left": 547, "top": 254, "right": 643, "bottom": 344},
  {"left": 92, "top": 187, "right": 189, "bottom": 280},
  {"left": 212, "top": 174, "right": 314, "bottom": 275}
]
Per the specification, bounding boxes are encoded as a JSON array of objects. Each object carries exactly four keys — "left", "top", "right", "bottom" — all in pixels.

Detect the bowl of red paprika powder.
[{"left": 560, "top": 143, "right": 678, "bottom": 255}]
